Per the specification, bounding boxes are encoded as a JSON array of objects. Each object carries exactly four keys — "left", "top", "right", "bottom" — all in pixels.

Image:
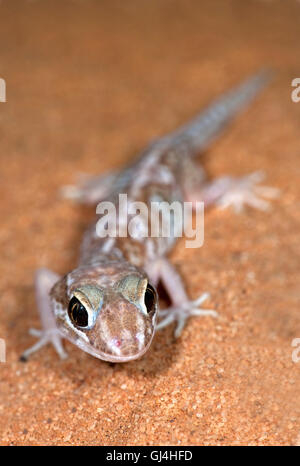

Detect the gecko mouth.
[
  {"left": 62, "top": 324, "right": 155, "bottom": 363},
  {"left": 101, "top": 332, "right": 154, "bottom": 362},
  {"left": 103, "top": 329, "right": 156, "bottom": 362},
  {"left": 88, "top": 341, "right": 154, "bottom": 363}
]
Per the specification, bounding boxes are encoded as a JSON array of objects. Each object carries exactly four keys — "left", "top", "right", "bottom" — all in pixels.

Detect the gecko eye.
[
  {"left": 144, "top": 284, "right": 156, "bottom": 314},
  {"left": 68, "top": 296, "right": 89, "bottom": 327}
]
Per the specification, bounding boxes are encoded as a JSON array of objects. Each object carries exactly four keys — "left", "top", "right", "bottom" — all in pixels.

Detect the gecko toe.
[{"left": 157, "top": 292, "right": 216, "bottom": 337}]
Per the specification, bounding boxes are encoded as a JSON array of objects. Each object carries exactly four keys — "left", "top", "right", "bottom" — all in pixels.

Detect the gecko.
[{"left": 21, "top": 71, "right": 278, "bottom": 363}]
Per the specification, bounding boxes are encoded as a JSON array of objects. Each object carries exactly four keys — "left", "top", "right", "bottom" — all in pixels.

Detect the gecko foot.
[
  {"left": 156, "top": 293, "right": 218, "bottom": 338},
  {"left": 216, "top": 171, "right": 280, "bottom": 213},
  {"left": 20, "top": 328, "right": 68, "bottom": 362},
  {"left": 60, "top": 172, "right": 117, "bottom": 204}
]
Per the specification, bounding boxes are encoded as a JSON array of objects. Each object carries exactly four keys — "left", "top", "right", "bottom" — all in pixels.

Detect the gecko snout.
[{"left": 93, "top": 297, "right": 157, "bottom": 361}]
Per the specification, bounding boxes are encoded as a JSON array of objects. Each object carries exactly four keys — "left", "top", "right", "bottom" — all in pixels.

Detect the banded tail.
[{"left": 164, "top": 70, "right": 272, "bottom": 154}]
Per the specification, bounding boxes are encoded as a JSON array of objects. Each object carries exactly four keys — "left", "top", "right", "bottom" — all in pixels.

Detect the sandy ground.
[{"left": 0, "top": 0, "right": 299, "bottom": 446}]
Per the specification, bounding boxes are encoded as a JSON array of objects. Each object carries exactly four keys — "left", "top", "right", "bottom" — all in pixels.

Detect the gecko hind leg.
[
  {"left": 216, "top": 171, "right": 280, "bottom": 213},
  {"left": 20, "top": 268, "right": 67, "bottom": 361},
  {"left": 60, "top": 171, "right": 117, "bottom": 205},
  {"left": 188, "top": 170, "right": 280, "bottom": 213}
]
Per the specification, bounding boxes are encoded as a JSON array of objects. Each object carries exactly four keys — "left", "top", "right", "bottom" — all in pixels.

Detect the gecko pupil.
[
  {"left": 68, "top": 297, "right": 88, "bottom": 327},
  {"left": 144, "top": 284, "right": 156, "bottom": 314}
]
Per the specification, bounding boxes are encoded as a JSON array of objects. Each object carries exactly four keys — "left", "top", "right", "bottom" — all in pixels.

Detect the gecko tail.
[{"left": 165, "top": 69, "right": 273, "bottom": 153}]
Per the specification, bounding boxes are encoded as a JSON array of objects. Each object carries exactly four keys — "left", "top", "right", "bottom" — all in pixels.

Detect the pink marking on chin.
[{"left": 112, "top": 338, "right": 122, "bottom": 348}]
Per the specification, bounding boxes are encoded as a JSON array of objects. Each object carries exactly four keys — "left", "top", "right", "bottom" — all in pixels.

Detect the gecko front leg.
[
  {"left": 20, "top": 268, "right": 67, "bottom": 361},
  {"left": 146, "top": 258, "right": 217, "bottom": 338}
]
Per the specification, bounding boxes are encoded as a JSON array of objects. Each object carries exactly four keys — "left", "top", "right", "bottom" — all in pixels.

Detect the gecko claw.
[{"left": 156, "top": 292, "right": 218, "bottom": 338}]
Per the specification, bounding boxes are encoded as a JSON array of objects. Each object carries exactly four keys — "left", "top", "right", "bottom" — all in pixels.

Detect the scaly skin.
[{"left": 21, "top": 71, "right": 278, "bottom": 362}]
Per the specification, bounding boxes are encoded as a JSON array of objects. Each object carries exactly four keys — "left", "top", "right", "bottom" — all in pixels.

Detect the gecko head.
[{"left": 51, "top": 266, "right": 158, "bottom": 362}]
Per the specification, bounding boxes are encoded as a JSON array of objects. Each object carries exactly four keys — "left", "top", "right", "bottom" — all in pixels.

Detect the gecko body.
[{"left": 22, "top": 71, "right": 278, "bottom": 363}]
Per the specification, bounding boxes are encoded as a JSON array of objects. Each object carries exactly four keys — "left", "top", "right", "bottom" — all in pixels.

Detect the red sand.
[{"left": 0, "top": 0, "right": 299, "bottom": 445}]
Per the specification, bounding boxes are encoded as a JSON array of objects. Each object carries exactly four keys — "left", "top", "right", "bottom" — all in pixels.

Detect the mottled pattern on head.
[{"left": 50, "top": 260, "right": 158, "bottom": 362}]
